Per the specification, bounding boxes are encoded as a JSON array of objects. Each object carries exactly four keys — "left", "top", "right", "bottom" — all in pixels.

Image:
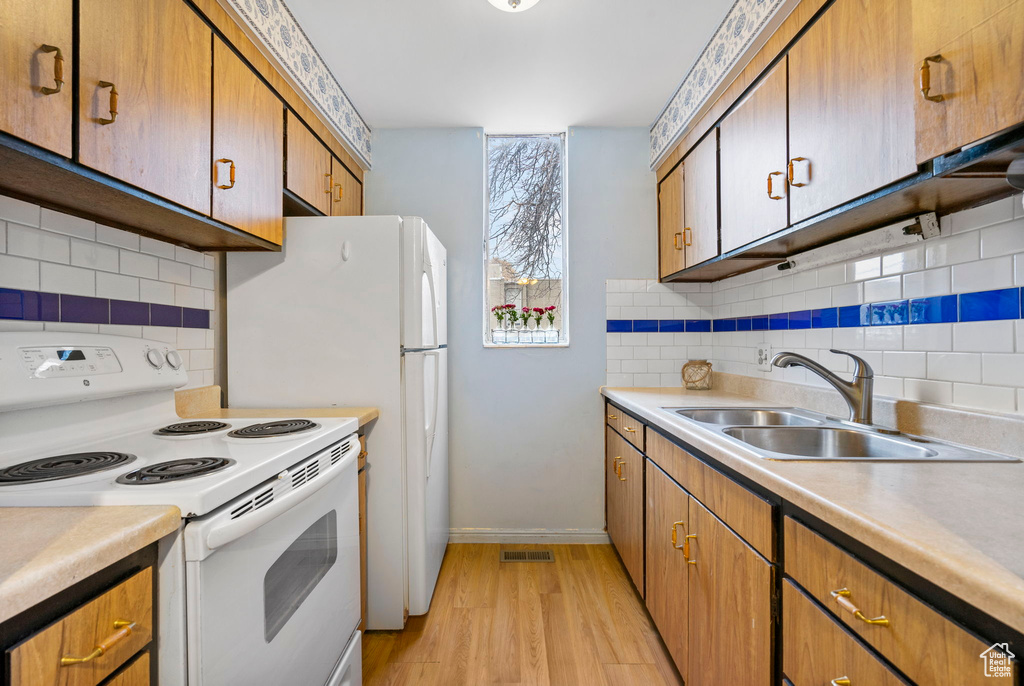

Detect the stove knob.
[
  {"left": 166, "top": 350, "right": 183, "bottom": 370},
  {"left": 145, "top": 348, "right": 165, "bottom": 369}
]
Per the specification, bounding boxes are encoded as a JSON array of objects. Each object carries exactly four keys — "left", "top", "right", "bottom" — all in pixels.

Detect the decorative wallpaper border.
[
  {"left": 649, "top": 0, "right": 789, "bottom": 169},
  {"left": 224, "top": 0, "right": 372, "bottom": 168}
]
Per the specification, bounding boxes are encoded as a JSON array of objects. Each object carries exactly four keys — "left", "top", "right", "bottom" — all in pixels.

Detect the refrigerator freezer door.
[
  {"left": 403, "top": 348, "right": 449, "bottom": 616},
  {"left": 402, "top": 217, "right": 447, "bottom": 349}
]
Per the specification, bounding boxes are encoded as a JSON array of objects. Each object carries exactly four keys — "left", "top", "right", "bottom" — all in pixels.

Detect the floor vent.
[{"left": 500, "top": 550, "right": 555, "bottom": 563}]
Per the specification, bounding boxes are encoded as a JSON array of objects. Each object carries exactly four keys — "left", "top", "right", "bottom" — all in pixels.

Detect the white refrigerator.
[{"left": 226, "top": 216, "right": 449, "bottom": 630}]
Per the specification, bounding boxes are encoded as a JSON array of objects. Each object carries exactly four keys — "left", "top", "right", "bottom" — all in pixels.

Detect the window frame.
[{"left": 482, "top": 132, "right": 570, "bottom": 348}]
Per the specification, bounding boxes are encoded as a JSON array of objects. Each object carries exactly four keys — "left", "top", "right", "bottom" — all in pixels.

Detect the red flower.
[
  {"left": 533, "top": 307, "right": 544, "bottom": 314},
  {"left": 522, "top": 307, "right": 530, "bottom": 313},
  {"left": 546, "top": 305, "right": 556, "bottom": 311}
]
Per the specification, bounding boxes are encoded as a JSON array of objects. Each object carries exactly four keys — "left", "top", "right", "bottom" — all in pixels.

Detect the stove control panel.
[{"left": 19, "top": 346, "right": 123, "bottom": 378}]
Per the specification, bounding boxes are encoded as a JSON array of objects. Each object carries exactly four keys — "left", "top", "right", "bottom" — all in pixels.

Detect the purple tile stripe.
[{"left": 0, "top": 288, "right": 210, "bottom": 329}]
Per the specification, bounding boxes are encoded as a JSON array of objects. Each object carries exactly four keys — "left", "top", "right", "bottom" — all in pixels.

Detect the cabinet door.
[
  {"left": 912, "top": 0, "right": 1024, "bottom": 163},
  {"left": 0, "top": 0, "right": 73, "bottom": 156},
  {"left": 682, "top": 132, "right": 719, "bottom": 266},
  {"left": 645, "top": 459, "right": 690, "bottom": 680},
  {"left": 79, "top": 0, "right": 212, "bottom": 214},
  {"left": 687, "top": 498, "right": 772, "bottom": 686},
  {"left": 330, "top": 158, "right": 362, "bottom": 217},
  {"left": 788, "top": 0, "right": 916, "bottom": 223},
  {"left": 105, "top": 652, "right": 150, "bottom": 686},
  {"left": 285, "top": 110, "right": 332, "bottom": 215},
  {"left": 720, "top": 59, "right": 789, "bottom": 254},
  {"left": 212, "top": 39, "right": 283, "bottom": 244},
  {"left": 658, "top": 163, "right": 686, "bottom": 278},
  {"left": 606, "top": 426, "right": 643, "bottom": 594}
]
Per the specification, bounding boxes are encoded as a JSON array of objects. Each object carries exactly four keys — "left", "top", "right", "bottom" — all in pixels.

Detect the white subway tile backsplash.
[
  {"left": 159, "top": 259, "right": 191, "bottom": 285},
  {"left": 953, "top": 320, "right": 1016, "bottom": 353},
  {"left": 1015, "top": 253, "right": 1024, "bottom": 287},
  {"left": 176, "top": 327, "right": 207, "bottom": 350},
  {"left": 607, "top": 293, "right": 632, "bottom": 307},
  {"left": 904, "top": 323, "right": 952, "bottom": 351},
  {"left": 0, "top": 223, "right": 6, "bottom": 253},
  {"left": 71, "top": 239, "right": 119, "bottom": 272},
  {"left": 174, "top": 285, "right": 205, "bottom": 309},
  {"left": 0, "top": 196, "right": 40, "bottom": 227},
  {"left": 7, "top": 225, "right": 69, "bottom": 264},
  {"left": 981, "top": 354, "right": 1024, "bottom": 387},
  {"left": 40, "top": 262, "right": 94, "bottom": 296},
  {"left": 904, "top": 378, "right": 954, "bottom": 405},
  {"left": 140, "top": 236, "right": 176, "bottom": 259},
  {"left": 882, "top": 246, "right": 924, "bottom": 276},
  {"left": 96, "top": 272, "right": 139, "bottom": 301},
  {"left": 96, "top": 224, "right": 140, "bottom": 251},
  {"left": 40, "top": 209, "right": 95, "bottom": 240},
  {"left": 831, "top": 282, "right": 863, "bottom": 307},
  {"left": 816, "top": 263, "right": 846, "bottom": 287},
  {"left": 45, "top": 321, "right": 98, "bottom": 333},
  {"left": 606, "top": 374, "right": 634, "bottom": 387},
  {"left": 0, "top": 254, "right": 39, "bottom": 289},
  {"left": 120, "top": 250, "right": 158, "bottom": 279},
  {"left": 927, "top": 352, "right": 982, "bottom": 383},
  {"left": 621, "top": 360, "right": 648, "bottom": 373},
  {"left": 902, "top": 267, "right": 950, "bottom": 299},
  {"left": 950, "top": 196, "right": 1015, "bottom": 233},
  {"left": 190, "top": 349, "right": 214, "bottom": 370},
  {"left": 203, "top": 254, "right": 215, "bottom": 270},
  {"left": 882, "top": 351, "right": 926, "bottom": 378},
  {"left": 865, "top": 326, "right": 902, "bottom": 351},
  {"left": 607, "top": 347, "right": 634, "bottom": 360},
  {"left": 951, "top": 256, "right": 1014, "bottom": 293},
  {"left": 952, "top": 383, "right": 1016, "bottom": 413},
  {"left": 849, "top": 257, "right": 881, "bottom": 281},
  {"left": 175, "top": 246, "right": 205, "bottom": 267},
  {"left": 979, "top": 217, "right": 1024, "bottom": 259},
  {"left": 99, "top": 324, "right": 143, "bottom": 337},
  {"left": 142, "top": 326, "right": 178, "bottom": 344},
  {"left": 925, "top": 230, "right": 979, "bottom": 268},
  {"left": 863, "top": 275, "right": 901, "bottom": 302},
  {"left": 139, "top": 278, "right": 175, "bottom": 306}
]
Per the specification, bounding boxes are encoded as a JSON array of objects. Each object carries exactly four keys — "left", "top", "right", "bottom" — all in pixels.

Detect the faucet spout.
[{"left": 770, "top": 348, "right": 874, "bottom": 425}]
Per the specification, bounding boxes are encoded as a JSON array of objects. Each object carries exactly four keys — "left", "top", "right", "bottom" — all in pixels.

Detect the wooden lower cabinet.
[
  {"left": 104, "top": 652, "right": 150, "bottom": 686},
  {"left": 212, "top": 38, "right": 283, "bottom": 245},
  {"left": 645, "top": 459, "right": 691, "bottom": 680},
  {"left": 687, "top": 497, "right": 773, "bottom": 686},
  {"left": 606, "top": 425, "right": 644, "bottom": 594},
  {"left": 0, "top": 0, "right": 73, "bottom": 157},
  {"left": 783, "top": 581, "right": 907, "bottom": 686}
]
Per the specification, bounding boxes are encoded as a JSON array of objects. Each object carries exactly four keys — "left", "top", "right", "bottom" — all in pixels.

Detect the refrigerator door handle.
[
  {"left": 424, "top": 350, "right": 440, "bottom": 478},
  {"left": 423, "top": 253, "right": 439, "bottom": 349}
]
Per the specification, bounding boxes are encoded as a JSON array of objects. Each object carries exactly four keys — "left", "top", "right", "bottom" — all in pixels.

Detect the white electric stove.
[{"left": 0, "top": 332, "right": 362, "bottom": 686}]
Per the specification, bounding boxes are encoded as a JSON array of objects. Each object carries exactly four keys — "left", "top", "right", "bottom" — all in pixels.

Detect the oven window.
[{"left": 264, "top": 510, "right": 338, "bottom": 642}]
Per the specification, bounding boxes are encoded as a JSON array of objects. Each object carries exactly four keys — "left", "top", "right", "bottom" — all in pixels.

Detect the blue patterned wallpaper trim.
[
  {"left": 649, "top": 0, "right": 789, "bottom": 169},
  {"left": 225, "top": 0, "right": 372, "bottom": 168}
]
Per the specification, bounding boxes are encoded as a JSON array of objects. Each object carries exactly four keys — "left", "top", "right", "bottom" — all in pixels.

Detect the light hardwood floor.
[{"left": 362, "top": 543, "right": 682, "bottom": 686}]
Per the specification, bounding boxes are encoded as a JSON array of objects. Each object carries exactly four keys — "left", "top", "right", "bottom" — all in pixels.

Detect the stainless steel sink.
[
  {"left": 723, "top": 426, "right": 938, "bottom": 460},
  {"left": 671, "top": 408, "right": 823, "bottom": 427}
]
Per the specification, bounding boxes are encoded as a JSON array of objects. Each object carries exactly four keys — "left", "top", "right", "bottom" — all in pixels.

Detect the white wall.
[{"left": 366, "top": 127, "right": 655, "bottom": 540}]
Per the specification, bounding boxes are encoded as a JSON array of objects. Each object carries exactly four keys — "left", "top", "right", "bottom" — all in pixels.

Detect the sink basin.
[
  {"left": 723, "top": 426, "right": 939, "bottom": 460},
  {"left": 671, "top": 408, "right": 823, "bottom": 426}
]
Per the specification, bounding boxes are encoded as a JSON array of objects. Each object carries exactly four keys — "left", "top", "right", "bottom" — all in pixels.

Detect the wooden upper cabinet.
[
  {"left": 720, "top": 59, "right": 789, "bottom": 254},
  {"left": 687, "top": 497, "right": 772, "bottom": 686},
  {"left": 0, "top": 0, "right": 73, "bottom": 157},
  {"left": 658, "top": 163, "right": 686, "bottom": 278},
  {"left": 911, "top": 0, "right": 1024, "bottom": 163},
  {"left": 645, "top": 460, "right": 690, "bottom": 681},
  {"left": 682, "top": 131, "right": 719, "bottom": 267},
  {"left": 212, "top": 39, "right": 283, "bottom": 244},
  {"left": 286, "top": 110, "right": 332, "bottom": 215},
  {"left": 330, "top": 158, "right": 362, "bottom": 217},
  {"left": 788, "top": 0, "right": 916, "bottom": 224},
  {"left": 78, "top": 0, "right": 212, "bottom": 215}
]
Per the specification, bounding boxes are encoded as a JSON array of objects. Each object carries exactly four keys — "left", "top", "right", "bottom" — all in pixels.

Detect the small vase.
[
  {"left": 546, "top": 328, "right": 559, "bottom": 343},
  {"left": 492, "top": 327, "right": 506, "bottom": 344},
  {"left": 507, "top": 329, "right": 520, "bottom": 344}
]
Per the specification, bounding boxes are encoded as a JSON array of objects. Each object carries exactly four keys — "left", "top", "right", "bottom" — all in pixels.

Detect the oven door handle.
[{"left": 204, "top": 460, "right": 346, "bottom": 553}]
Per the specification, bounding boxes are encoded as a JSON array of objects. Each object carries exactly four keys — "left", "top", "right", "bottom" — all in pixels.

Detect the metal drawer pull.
[
  {"left": 831, "top": 679, "right": 851, "bottom": 686},
  {"left": 623, "top": 426, "right": 637, "bottom": 433},
  {"left": 671, "top": 521, "right": 686, "bottom": 549},
  {"left": 607, "top": 413, "right": 618, "bottom": 420},
  {"left": 788, "top": 157, "right": 810, "bottom": 187},
  {"left": 61, "top": 620, "right": 135, "bottom": 665},
  {"left": 767, "top": 171, "right": 785, "bottom": 199},
  {"left": 920, "top": 54, "right": 944, "bottom": 102},
  {"left": 673, "top": 232, "right": 683, "bottom": 250},
  {"left": 97, "top": 81, "right": 118, "bottom": 124},
  {"left": 40, "top": 45, "right": 64, "bottom": 94},
  {"left": 830, "top": 588, "right": 890, "bottom": 626},
  {"left": 215, "top": 158, "right": 236, "bottom": 189}
]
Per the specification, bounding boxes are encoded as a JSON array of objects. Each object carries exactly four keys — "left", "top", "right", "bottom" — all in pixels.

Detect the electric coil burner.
[
  {"left": 228, "top": 419, "right": 320, "bottom": 438},
  {"left": 0, "top": 452, "right": 137, "bottom": 485},
  {"left": 116, "top": 457, "right": 235, "bottom": 485},
  {"left": 155, "top": 421, "right": 231, "bottom": 436}
]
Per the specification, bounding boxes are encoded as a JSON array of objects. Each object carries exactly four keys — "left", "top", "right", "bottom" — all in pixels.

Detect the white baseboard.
[{"left": 448, "top": 528, "right": 610, "bottom": 544}]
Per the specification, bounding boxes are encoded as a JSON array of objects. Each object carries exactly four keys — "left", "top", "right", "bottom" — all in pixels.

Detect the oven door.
[{"left": 183, "top": 442, "right": 360, "bottom": 686}]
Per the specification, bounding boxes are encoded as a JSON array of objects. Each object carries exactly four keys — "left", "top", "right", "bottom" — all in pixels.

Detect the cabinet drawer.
[
  {"left": 104, "top": 651, "right": 150, "bottom": 686},
  {"left": 785, "top": 518, "right": 1014, "bottom": 685},
  {"left": 605, "top": 402, "right": 644, "bottom": 451},
  {"left": 783, "top": 580, "right": 908, "bottom": 686},
  {"left": 7, "top": 567, "right": 153, "bottom": 686},
  {"left": 648, "top": 431, "right": 775, "bottom": 560}
]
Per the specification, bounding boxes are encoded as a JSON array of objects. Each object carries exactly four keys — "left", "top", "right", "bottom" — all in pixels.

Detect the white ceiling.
[{"left": 286, "top": 0, "right": 734, "bottom": 132}]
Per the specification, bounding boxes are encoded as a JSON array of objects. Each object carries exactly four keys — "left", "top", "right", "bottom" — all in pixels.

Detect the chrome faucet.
[{"left": 771, "top": 349, "right": 874, "bottom": 425}]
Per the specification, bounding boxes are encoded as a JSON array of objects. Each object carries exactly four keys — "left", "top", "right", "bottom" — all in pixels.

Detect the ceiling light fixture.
[{"left": 488, "top": 0, "right": 541, "bottom": 12}]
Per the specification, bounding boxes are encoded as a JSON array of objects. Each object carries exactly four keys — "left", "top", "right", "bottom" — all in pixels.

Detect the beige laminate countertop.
[
  {"left": 0, "top": 506, "right": 180, "bottom": 624},
  {"left": 602, "top": 386, "right": 1024, "bottom": 634},
  {"left": 191, "top": 406, "right": 380, "bottom": 427}
]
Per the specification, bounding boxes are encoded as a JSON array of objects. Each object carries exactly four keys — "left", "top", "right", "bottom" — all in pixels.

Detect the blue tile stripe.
[
  {"left": 608, "top": 287, "right": 1024, "bottom": 333},
  {"left": 0, "top": 287, "right": 211, "bottom": 329}
]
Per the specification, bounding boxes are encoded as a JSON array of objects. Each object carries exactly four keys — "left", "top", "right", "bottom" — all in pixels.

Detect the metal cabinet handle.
[
  {"left": 616, "top": 461, "right": 626, "bottom": 481},
  {"left": 673, "top": 232, "right": 683, "bottom": 250},
  {"left": 624, "top": 426, "right": 637, "bottom": 433},
  {"left": 97, "top": 81, "right": 118, "bottom": 124},
  {"left": 334, "top": 182, "right": 344, "bottom": 203},
  {"left": 831, "top": 679, "right": 852, "bottom": 686},
  {"left": 215, "top": 158, "right": 236, "bottom": 189},
  {"left": 324, "top": 173, "right": 333, "bottom": 195},
  {"left": 788, "top": 157, "right": 810, "bottom": 187},
  {"left": 40, "top": 45, "right": 64, "bottom": 94},
  {"left": 61, "top": 620, "right": 135, "bottom": 665},
  {"left": 830, "top": 588, "right": 890, "bottom": 626},
  {"left": 684, "top": 534, "right": 697, "bottom": 565},
  {"left": 671, "top": 521, "right": 686, "bottom": 549},
  {"left": 767, "top": 171, "right": 785, "bottom": 199},
  {"left": 683, "top": 227, "right": 693, "bottom": 246},
  {"left": 607, "top": 413, "right": 618, "bottom": 420},
  {"left": 920, "top": 54, "right": 944, "bottom": 102}
]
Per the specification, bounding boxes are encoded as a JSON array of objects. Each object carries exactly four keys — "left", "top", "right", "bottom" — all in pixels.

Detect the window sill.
[{"left": 483, "top": 342, "right": 570, "bottom": 349}]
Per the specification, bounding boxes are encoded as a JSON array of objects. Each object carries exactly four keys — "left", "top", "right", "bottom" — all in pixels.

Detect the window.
[{"left": 484, "top": 133, "right": 567, "bottom": 346}]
